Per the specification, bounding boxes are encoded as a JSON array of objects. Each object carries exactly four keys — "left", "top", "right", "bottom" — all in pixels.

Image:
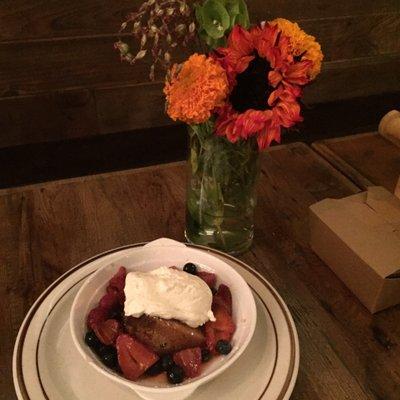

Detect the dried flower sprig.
[{"left": 114, "top": 0, "right": 198, "bottom": 80}]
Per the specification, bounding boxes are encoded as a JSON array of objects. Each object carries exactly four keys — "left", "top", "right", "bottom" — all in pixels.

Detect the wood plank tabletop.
[
  {"left": 1, "top": 142, "right": 400, "bottom": 400},
  {"left": 312, "top": 132, "right": 400, "bottom": 192}
]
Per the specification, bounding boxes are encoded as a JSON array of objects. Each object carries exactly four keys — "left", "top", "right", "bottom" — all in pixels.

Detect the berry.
[
  {"left": 183, "top": 263, "right": 197, "bottom": 275},
  {"left": 213, "top": 284, "right": 233, "bottom": 315},
  {"left": 205, "top": 304, "right": 236, "bottom": 354},
  {"left": 212, "top": 305, "right": 235, "bottom": 335},
  {"left": 201, "top": 348, "right": 212, "bottom": 362},
  {"left": 216, "top": 340, "right": 232, "bottom": 355},
  {"left": 108, "top": 267, "right": 127, "bottom": 292},
  {"left": 99, "top": 291, "right": 120, "bottom": 310},
  {"left": 87, "top": 306, "right": 108, "bottom": 330},
  {"left": 173, "top": 347, "right": 202, "bottom": 378},
  {"left": 99, "top": 346, "right": 119, "bottom": 369},
  {"left": 197, "top": 271, "right": 217, "bottom": 288},
  {"left": 107, "top": 267, "right": 127, "bottom": 304},
  {"left": 93, "top": 319, "right": 121, "bottom": 345},
  {"left": 146, "top": 359, "right": 164, "bottom": 376},
  {"left": 108, "top": 306, "right": 124, "bottom": 321},
  {"left": 161, "top": 354, "right": 174, "bottom": 371},
  {"left": 116, "top": 334, "right": 159, "bottom": 381},
  {"left": 167, "top": 365, "right": 185, "bottom": 384},
  {"left": 85, "top": 330, "right": 102, "bottom": 351}
]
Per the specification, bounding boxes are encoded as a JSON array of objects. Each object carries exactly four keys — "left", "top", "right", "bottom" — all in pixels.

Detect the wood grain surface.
[
  {"left": 313, "top": 132, "right": 400, "bottom": 192},
  {"left": 1, "top": 0, "right": 400, "bottom": 149},
  {"left": 1, "top": 142, "right": 400, "bottom": 399},
  {"left": 1, "top": 56, "right": 399, "bottom": 149},
  {"left": 1, "top": 0, "right": 398, "bottom": 40}
]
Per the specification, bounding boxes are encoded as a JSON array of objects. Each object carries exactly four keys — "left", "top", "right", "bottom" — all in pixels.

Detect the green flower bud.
[{"left": 196, "top": 0, "right": 230, "bottom": 40}]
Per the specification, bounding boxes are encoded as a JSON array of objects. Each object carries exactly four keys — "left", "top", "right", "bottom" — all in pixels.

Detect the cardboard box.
[
  {"left": 310, "top": 186, "right": 400, "bottom": 313},
  {"left": 379, "top": 110, "right": 400, "bottom": 147},
  {"left": 395, "top": 176, "right": 400, "bottom": 200}
]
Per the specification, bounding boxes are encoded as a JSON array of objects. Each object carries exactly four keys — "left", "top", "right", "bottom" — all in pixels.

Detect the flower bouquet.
[{"left": 115, "top": 0, "right": 323, "bottom": 254}]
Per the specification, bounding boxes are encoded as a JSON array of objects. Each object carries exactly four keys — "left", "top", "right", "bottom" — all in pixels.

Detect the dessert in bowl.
[{"left": 70, "top": 239, "right": 257, "bottom": 400}]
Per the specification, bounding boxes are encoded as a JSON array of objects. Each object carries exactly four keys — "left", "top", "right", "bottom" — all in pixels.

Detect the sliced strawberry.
[
  {"left": 107, "top": 285, "right": 125, "bottom": 305},
  {"left": 108, "top": 266, "right": 127, "bottom": 290},
  {"left": 204, "top": 322, "right": 216, "bottom": 353},
  {"left": 107, "top": 267, "right": 127, "bottom": 303},
  {"left": 215, "top": 330, "right": 232, "bottom": 343},
  {"left": 116, "top": 334, "right": 159, "bottom": 381},
  {"left": 212, "top": 305, "right": 235, "bottom": 335},
  {"left": 99, "top": 290, "right": 120, "bottom": 311},
  {"left": 93, "top": 319, "right": 121, "bottom": 345},
  {"left": 173, "top": 347, "right": 202, "bottom": 378},
  {"left": 198, "top": 271, "right": 217, "bottom": 289},
  {"left": 204, "top": 305, "right": 236, "bottom": 353},
  {"left": 213, "top": 284, "right": 232, "bottom": 315},
  {"left": 87, "top": 306, "right": 108, "bottom": 330}
]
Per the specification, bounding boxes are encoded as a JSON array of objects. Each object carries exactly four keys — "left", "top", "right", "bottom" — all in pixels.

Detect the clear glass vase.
[{"left": 185, "top": 121, "right": 260, "bottom": 254}]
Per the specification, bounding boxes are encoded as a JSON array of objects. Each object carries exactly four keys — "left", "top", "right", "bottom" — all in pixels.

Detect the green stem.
[
  {"left": 212, "top": 161, "right": 226, "bottom": 248},
  {"left": 216, "top": 223, "right": 227, "bottom": 248}
]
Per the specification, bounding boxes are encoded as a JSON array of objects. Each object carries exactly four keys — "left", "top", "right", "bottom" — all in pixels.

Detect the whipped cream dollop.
[{"left": 124, "top": 266, "right": 215, "bottom": 328}]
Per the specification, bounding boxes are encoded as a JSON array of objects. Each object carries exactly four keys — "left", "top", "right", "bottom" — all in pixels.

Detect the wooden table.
[
  {"left": 1, "top": 142, "right": 400, "bottom": 400},
  {"left": 313, "top": 132, "right": 400, "bottom": 191}
]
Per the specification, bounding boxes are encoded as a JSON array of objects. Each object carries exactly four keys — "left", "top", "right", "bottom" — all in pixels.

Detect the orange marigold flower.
[
  {"left": 271, "top": 18, "right": 323, "bottom": 80},
  {"left": 164, "top": 54, "right": 229, "bottom": 125}
]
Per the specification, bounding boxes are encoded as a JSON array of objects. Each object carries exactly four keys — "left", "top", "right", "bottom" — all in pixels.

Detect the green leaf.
[
  {"left": 200, "top": 30, "right": 226, "bottom": 48},
  {"left": 201, "top": 0, "right": 230, "bottom": 39},
  {"left": 195, "top": 4, "right": 205, "bottom": 27},
  {"left": 200, "top": 176, "right": 224, "bottom": 227},
  {"left": 223, "top": 0, "right": 241, "bottom": 29},
  {"left": 235, "top": 0, "right": 250, "bottom": 28},
  {"left": 190, "top": 146, "right": 199, "bottom": 174},
  {"left": 223, "top": 0, "right": 240, "bottom": 17}
]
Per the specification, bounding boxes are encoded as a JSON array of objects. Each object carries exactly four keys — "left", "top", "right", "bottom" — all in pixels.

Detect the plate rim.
[{"left": 13, "top": 242, "right": 299, "bottom": 400}]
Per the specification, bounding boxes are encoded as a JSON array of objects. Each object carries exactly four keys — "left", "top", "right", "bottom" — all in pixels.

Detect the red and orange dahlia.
[{"left": 213, "top": 23, "right": 316, "bottom": 149}]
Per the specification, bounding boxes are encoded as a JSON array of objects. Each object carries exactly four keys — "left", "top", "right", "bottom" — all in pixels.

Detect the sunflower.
[
  {"left": 212, "top": 24, "right": 313, "bottom": 149},
  {"left": 164, "top": 54, "right": 229, "bottom": 125},
  {"left": 271, "top": 18, "right": 323, "bottom": 80}
]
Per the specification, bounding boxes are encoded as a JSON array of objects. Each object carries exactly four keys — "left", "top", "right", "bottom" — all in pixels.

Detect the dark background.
[{"left": 0, "top": 0, "right": 399, "bottom": 187}]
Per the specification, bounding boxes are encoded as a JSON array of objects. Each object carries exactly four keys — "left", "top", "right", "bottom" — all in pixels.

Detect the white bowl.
[{"left": 70, "top": 238, "right": 257, "bottom": 400}]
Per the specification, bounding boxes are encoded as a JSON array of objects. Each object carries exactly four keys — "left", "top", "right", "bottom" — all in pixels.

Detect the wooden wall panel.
[
  {"left": 1, "top": 0, "right": 399, "bottom": 40},
  {"left": 0, "top": 0, "right": 140, "bottom": 41},
  {"left": 0, "top": 0, "right": 399, "bottom": 150},
  {"left": 251, "top": 1, "right": 400, "bottom": 20},
  {"left": 0, "top": 37, "right": 154, "bottom": 95},
  {"left": 96, "top": 56, "right": 400, "bottom": 135},
  {"left": 1, "top": 13, "right": 399, "bottom": 96},
  {"left": 0, "top": 89, "right": 98, "bottom": 148},
  {"left": 95, "top": 83, "right": 173, "bottom": 134},
  {"left": 1, "top": 55, "right": 398, "bottom": 149},
  {"left": 300, "top": 13, "right": 400, "bottom": 61},
  {"left": 304, "top": 55, "right": 400, "bottom": 103}
]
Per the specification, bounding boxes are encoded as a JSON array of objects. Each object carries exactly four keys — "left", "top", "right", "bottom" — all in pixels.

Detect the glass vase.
[{"left": 185, "top": 121, "right": 260, "bottom": 254}]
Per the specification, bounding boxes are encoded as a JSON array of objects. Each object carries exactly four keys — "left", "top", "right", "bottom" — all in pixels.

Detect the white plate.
[{"left": 13, "top": 243, "right": 299, "bottom": 400}]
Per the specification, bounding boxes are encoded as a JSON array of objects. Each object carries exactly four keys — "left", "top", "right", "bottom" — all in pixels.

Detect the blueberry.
[
  {"left": 98, "top": 346, "right": 118, "bottom": 369},
  {"left": 146, "top": 359, "right": 164, "bottom": 376},
  {"left": 201, "top": 348, "right": 212, "bottom": 362},
  {"left": 183, "top": 263, "right": 197, "bottom": 275},
  {"left": 216, "top": 340, "right": 232, "bottom": 355},
  {"left": 85, "top": 331, "right": 102, "bottom": 351},
  {"left": 161, "top": 354, "right": 174, "bottom": 371},
  {"left": 167, "top": 365, "right": 185, "bottom": 384}
]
